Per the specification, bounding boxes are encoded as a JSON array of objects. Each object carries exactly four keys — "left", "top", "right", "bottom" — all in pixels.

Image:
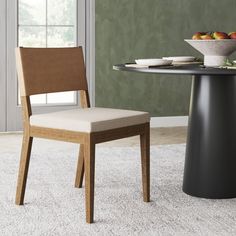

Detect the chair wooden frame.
[{"left": 15, "top": 47, "right": 150, "bottom": 223}]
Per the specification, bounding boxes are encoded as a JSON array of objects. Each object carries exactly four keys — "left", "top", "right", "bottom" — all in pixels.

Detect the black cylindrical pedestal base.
[{"left": 183, "top": 75, "right": 236, "bottom": 199}]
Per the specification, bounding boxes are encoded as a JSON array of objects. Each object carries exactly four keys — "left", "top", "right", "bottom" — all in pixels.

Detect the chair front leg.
[
  {"left": 75, "top": 144, "right": 85, "bottom": 188},
  {"left": 84, "top": 138, "right": 96, "bottom": 223},
  {"left": 15, "top": 133, "right": 33, "bottom": 205},
  {"left": 140, "top": 123, "right": 150, "bottom": 202}
]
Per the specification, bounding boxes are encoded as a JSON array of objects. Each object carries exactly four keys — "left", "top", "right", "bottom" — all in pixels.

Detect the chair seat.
[{"left": 30, "top": 107, "right": 150, "bottom": 133}]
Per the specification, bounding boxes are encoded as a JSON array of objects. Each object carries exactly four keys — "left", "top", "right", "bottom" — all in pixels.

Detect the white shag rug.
[{"left": 0, "top": 135, "right": 236, "bottom": 236}]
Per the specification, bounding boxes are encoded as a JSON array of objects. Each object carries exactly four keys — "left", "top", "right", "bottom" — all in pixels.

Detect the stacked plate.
[
  {"left": 162, "top": 56, "right": 201, "bottom": 66},
  {"left": 135, "top": 58, "right": 173, "bottom": 66},
  {"left": 125, "top": 56, "right": 199, "bottom": 68},
  {"left": 127, "top": 56, "right": 197, "bottom": 68},
  {"left": 162, "top": 56, "right": 195, "bottom": 64}
]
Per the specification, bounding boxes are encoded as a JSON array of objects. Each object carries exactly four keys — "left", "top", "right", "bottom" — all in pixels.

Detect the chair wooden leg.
[
  {"left": 15, "top": 134, "right": 33, "bottom": 205},
  {"left": 75, "top": 144, "right": 85, "bottom": 188},
  {"left": 84, "top": 138, "right": 95, "bottom": 223},
  {"left": 140, "top": 123, "right": 150, "bottom": 202}
]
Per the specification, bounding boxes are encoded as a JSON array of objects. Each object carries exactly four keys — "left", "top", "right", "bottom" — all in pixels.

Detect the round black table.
[{"left": 114, "top": 64, "right": 236, "bottom": 199}]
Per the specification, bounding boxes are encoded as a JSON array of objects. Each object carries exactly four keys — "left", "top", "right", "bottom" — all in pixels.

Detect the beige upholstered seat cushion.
[{"left": 30, "top": 107, "right": 150, "bottom": 133}]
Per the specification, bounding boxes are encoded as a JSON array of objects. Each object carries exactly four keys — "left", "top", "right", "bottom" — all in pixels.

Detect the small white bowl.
[
  {"left": 185, "top": 39, "right": 236, "bottom": 67},
  {"left": 135, "top": 58, "right": 172, "bottom": 66}
]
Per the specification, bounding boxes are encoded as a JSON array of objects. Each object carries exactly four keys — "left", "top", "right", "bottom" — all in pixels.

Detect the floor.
[
  {"left": 1, "top": 128, "right": 236, "bottom": 235},
  {"left": 1, "top": 127, "right": 236, "bottom": 235},
  {"left": 103, "top": 126, "right": 187, "bottom": 147}
]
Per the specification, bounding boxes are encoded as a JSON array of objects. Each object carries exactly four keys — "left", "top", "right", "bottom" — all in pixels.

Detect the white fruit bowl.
[{"left": 185, "top": 39, "right": 236, "bottom": 66}]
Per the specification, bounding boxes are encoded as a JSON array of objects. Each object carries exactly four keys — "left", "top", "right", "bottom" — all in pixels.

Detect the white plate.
[
  {"left": 162, "top": 56, "right": 195, "bottom": 62},
  {"left": 135, "top": 58, "right": 173, "bottom": 66}
]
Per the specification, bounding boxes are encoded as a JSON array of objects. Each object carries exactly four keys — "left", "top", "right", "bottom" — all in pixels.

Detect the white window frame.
[
  {"left": 85, "top": 0, "right": 95, "bottom": 106},
  {"left": 0, "top": 0, "right": 7, "bottom": 131},
  {"left": 17, "top": 0, "right": 79, "bottom": 106},
  {"left": 1, "top": 0, "right": 95, "bottom": 131}
]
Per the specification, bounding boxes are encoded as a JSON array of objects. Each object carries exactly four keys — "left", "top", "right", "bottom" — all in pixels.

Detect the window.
[{"left": 18, "top": 0, "right": 77, "bottom": 105}]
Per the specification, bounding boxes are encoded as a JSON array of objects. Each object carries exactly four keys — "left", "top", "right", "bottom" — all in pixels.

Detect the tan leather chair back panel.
[{"left": 16, "top": 47, "right": 88, "bottom": 96}]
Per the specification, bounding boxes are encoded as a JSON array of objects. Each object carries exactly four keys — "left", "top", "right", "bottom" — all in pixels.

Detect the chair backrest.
[{"left": 15, "top": 47, "right": 88, "bottom": 96}]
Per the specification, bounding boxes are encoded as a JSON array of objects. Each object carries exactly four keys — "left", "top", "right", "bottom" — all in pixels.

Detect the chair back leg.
[
  {"left": 15, "top": 134, "right": 33, "bottom": 205},
  {"left": 84, "top": 137, "right": 96, "bottom": 223},
  {"left": 75, "top": 144, "right": 85, "bottom": 188},
  {"left": 140, "top": 123, "right": 150, "bottom": 202}
]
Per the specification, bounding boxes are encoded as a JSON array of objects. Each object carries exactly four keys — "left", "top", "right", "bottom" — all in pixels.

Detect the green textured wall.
[{"left": 95, "top": 0, "right": 236, "bottom": 116}]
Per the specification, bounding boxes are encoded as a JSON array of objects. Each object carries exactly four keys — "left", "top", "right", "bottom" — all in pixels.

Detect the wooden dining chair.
[{"left": 15, "top": 47, "right": 150, "bottom": 223}]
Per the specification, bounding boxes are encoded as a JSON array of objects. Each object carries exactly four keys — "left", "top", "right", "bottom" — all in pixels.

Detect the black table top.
[{"left": 113, "top": 64, "right": 236, "bottom": 76}]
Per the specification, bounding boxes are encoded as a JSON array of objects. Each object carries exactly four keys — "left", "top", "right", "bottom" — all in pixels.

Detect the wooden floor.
[{"left": 101, "top": 127, "right": 187, "bottom": 147}]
